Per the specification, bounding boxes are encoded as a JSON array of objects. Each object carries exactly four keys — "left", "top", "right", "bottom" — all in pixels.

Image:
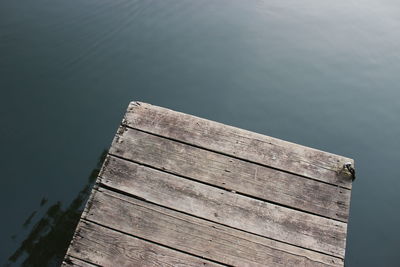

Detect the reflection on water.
[
  {"left": 22, "top": 211, "right": 38, "bottom": 229},
  {"left": 5, "top": 150, "right": 107, "bottom": 267}
]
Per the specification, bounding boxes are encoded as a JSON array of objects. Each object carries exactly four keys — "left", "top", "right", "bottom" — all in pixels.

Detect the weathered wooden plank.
[
  {"left": 109, "top": 128, "right": 350, "bottom": 221},
  {"left": 99, "top": 156, "right": 347, "bottom": 258},
  {"left": 67, "top": 220, "right": 223, "bottom": 267},
  {"left": 123, "top": 102, "right": 353, "bottom": 188},
  {"left": 62, "top": 257, "right": 98, "bottom": 267},
  {"left": 84, "top": 187, "right": 343, "bottom": 266}
]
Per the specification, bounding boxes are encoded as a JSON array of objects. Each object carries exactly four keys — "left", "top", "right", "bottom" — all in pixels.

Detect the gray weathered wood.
[
  {"left": 99, "top": 156, "right": 347, "bottom": 258},
  {"left": 84, "top": 187, "right": 343, "bottom": 266},
  {"left": 67, "top": 220, "right": 223, "bottom": 267},
  {"left": 62, "top": 257, "right": 98, "bottom": 267},
  {"left": 109, "top": 127, "right": 350, "bottom": 221},
  {"left": 123, "top": 102, "right": 353, "bottom": 189},
  {"left": 65, "top": 102, "right": 354, "bottom": 266}
]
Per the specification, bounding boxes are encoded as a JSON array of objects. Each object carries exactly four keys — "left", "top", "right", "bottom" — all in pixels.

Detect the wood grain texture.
[
  {"left": 123, "top": 102, "right": 353, "bottom": 189},
  {"left": 65, "top": 102, "right": 354, "bottom": 266},
  {"left": 61, "top": 256, "right": 98, "bottom": 267},
  {"left": 84, "top": 187, "right": 343, "bottom": 267},
  {"left": 99, "top": 156, "right": 347, "bottom": 258},
  {"left": 66, "top": 220, "right": 223, "bottom": 267},
  {"left": 109, "top": 127, "right": 350, "bottom": 221},
  {"left": 62, "top": 257, "right": 98, "bottom": 267}
]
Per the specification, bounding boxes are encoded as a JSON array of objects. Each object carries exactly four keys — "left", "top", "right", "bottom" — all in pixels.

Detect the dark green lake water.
[{"left": 1, "top": 0, "right": 399, "bottom": 266}]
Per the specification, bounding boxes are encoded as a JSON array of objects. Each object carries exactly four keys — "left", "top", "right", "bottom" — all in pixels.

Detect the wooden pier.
[{"left": 63, "top": 102, "right": 354, "bottom": 266}]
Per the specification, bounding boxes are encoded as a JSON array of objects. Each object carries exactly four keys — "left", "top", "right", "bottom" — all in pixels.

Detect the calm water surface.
[{"left": 1, "top": 0, "right": 400, "bottom": 266}]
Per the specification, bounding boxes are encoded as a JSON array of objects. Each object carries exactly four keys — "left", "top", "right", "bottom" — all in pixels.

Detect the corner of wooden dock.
[{"left": 63, "top": 101, "right": 355, "bottom": 267}]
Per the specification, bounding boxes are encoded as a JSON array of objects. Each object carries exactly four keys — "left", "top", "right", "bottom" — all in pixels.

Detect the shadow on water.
[{"left": 5, "top": 150, "right": 108, "bottom": 267}]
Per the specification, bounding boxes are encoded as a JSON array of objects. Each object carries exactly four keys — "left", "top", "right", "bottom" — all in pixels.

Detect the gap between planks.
[
  {"left": 123, "top": 101, "right": 354, "bottom": 189},
  {"left": 65, "top": 101, "right": 354, "bottom": 267},
  {"left": 98, "top": 155, "right": 347, "bottom": 258},
  {"left": 70, "top": 186, "right": 343, "bottom": 266},
  {"left": 109, "top": 126, "right": 351, "bottom": 222},
  {"left": 68, "top": 221, "right": 227, "bottom": 267}
]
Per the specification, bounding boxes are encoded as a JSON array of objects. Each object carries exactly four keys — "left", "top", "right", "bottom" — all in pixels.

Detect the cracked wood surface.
[
  {"left": 67, "top": 220, "right": 224, "bottom": 267},
  {"left": 123, "top": 102, "right": 353, "bottom": 189},
  {"left": 99, "top": 156, "right": 347, "bottom": 258},
  {"left": 109, "top": 127, "right": 350, "bottom": 222},
  {"left": 62, "top": 257, "right": 98, "bottom": 267},
  {"left": 64, "top": 102, "right": 354, "bottom": 266},
  {"left": 82, "top": 188, "right": 342, "bottom": 266}
]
